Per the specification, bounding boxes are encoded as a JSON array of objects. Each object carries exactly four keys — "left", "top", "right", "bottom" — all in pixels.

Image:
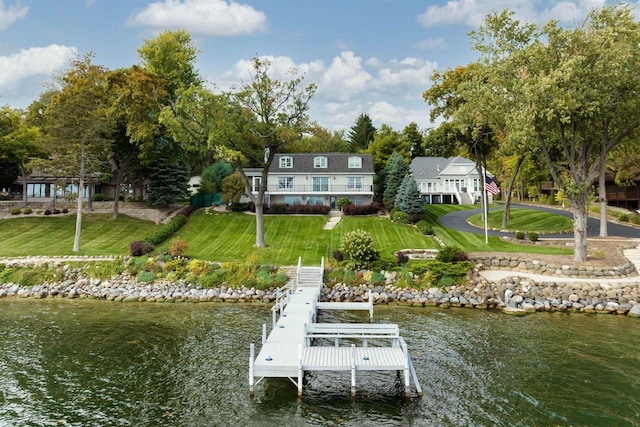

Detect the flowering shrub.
[{"left": 339, "top": 229, "right": 380, "bottom": 269}]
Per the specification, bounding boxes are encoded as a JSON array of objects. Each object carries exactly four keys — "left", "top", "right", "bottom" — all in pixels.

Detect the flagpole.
[{"left": 483, "top": 172, "right": 489, "bottom": 244}]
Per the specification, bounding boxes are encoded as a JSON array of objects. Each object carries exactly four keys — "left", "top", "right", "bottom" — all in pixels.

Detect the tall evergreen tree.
[
  {"left": 404, "top": 122, "right": 425, "bottom": 159},
  {"left": 395, "top": 175, "right": 423, "bottom": 214},
  {"left": 146, "top": 138, "right": 190, "bottom": 207},
  {"left": 382, "top": 151, "right": 410, "bottom": 210},
  {"left": 348, "top": 114, "right": 376, "bottom": 152}
]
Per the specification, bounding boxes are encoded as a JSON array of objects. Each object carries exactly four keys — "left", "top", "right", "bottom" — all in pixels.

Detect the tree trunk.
[
  {"left": 501, "top": 155, "right": 525, "bottom": 230},
  {"left": 87, "top": 180, "right": 93, "bottom": 212},
  {"left": 110, "top": 158, "right": 121, "bottom": 220},
  {"left": 73, "top": 146, "right": 85, "bottom": 253},
  {"left": 255, "top": 199, "right": 266, "bottom": 247},
  {"left": 19, "top": 163, "right": 28, "bottom": 208},
  {"left": 572, "top": 202, "right": 588, "bottom": 262},
  {"left": 598, "top": 151, "right": 608, "bottom": 237}
]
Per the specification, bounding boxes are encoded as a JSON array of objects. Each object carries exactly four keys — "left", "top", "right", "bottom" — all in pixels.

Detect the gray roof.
[
  {"left": 271, "top": 153, "right": 374, "bottom": 174},
  {"left": 410, "top": 156, "right": 477, "bottom": 179}
]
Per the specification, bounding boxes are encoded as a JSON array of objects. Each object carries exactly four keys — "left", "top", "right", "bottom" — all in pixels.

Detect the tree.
[
  {"left": 423, "top": 122, "right": 463, "bottom": 158},
  {"left": 286, "top": 123, "right": 349, "bottom": 153},
  {"left": 395, "top": 175, "right": 423, "bottom": 214},
  {"left": 367, "top": 124, "right": 410, "bottom": 173},
  {"left": 382, "top": 151, "right": 410, "bottom": 210},
  {"left": 0, "top": 107, "right": 45, "bottom": 207},
  {"left": 146, "top": 138, "right": 190, "bottom": 207},
  {"left": 473, "top": 6, "right": 640, "bottom": 260},
  {"left": 348, "top": 114, "right": 376, "bottom": 152},
  {"left": 214, "top": 57, "right": 317, "bottom": 247},
  {"left": 221, "top": 172, "right": 245, "bottom": 206},
  {"left": 404, "top": 122, "right": 425, "bottom": 159},
  {"left": 42, "top": 54, "right": 114, "bottom": 252},
  {"left": 200, "top": 160, "right": 234, "bottom": 194}
]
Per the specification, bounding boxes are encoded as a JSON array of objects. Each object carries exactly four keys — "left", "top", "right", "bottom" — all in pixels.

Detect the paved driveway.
[{"left": 437, "top": 204, "right": 640, "bottom": 239}]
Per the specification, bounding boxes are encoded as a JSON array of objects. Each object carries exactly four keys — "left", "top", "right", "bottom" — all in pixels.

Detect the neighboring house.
[
  {"left": 410, "top": 156, "right": 495, "bottom": 205},
  {"left": 13, "top": 173, "right": 92, "bottom": 201},
  {"left": 246, "top": 153, "right": 375, "bottom": 209}
]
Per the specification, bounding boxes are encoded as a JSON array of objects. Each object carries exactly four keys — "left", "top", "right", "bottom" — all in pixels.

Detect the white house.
[
  {"left": 246, "top": 153, "right": 375, "bottom": 209},
  {"left": 410, "top": 156, "right": 496, "bottom": 205}
]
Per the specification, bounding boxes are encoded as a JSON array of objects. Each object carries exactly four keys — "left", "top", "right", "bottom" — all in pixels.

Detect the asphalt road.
[{"left": 437, "top": 204, "right": 640, "bottom": 239}]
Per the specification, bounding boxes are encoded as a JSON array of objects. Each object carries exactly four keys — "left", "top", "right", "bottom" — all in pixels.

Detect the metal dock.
[{"left": 249, "top": 258, "right": 422, "bottom": 397}]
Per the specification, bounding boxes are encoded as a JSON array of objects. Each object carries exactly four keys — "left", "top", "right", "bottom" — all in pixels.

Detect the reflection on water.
[{"left": 0, "top": 299, "right": 639, "bottom": 426}]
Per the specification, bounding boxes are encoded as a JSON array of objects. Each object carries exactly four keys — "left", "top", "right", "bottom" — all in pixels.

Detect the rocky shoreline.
[{"left": 1, "top": 268, "right": 639, "bottom": 318}]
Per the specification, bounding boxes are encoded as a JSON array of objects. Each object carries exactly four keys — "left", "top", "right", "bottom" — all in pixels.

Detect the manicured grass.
[
  {"left": 467, "top": 208, "right": 573, "bottom": 232},
  {"left": 423, "top": 205, "right": 572, "bottom": 255},
  {"left": 0, "top": 214, "right": 163, "bottom": 257},
  {"left": 173, "top": 210, "right": 439, "bottom": 264}
]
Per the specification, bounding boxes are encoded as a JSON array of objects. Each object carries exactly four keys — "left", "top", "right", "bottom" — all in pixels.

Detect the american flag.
[{"left": 485, "top": 175, "right": 500, "bottom": 195}]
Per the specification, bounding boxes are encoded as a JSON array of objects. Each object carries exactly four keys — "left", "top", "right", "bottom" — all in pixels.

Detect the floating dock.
[{"left": 249, "top": 258, "right": 422, "bottom": 397}]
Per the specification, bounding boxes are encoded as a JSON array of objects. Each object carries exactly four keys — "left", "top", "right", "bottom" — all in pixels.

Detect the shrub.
[
  {"left": 416, "top": 220, "right": 433, "bottom": 235},
  {"left": 396, "top": 252, "right": 409, "bottom": 265},
  {"left": 408, "top": 213, "right": 424, "bottom": 224},
  {"left": 136, "top": 271, "right": 156, "bottom": 284},
  {"left": 630, "top": 215, "right": 640, "bottom": 225},
  {"left": 10, "top": 207, "right": 21, "bottom": 215},
  {"left": 391, "top": 210, "right": 409, "bottom": 224},
  {"left": 130, "top": 240, "right": 155, "bottom": 257},
  {"left": 144, "top": 214, "right": 187, "bottom": 245},
  {"left": 187, "top": 259, "right": 210, "bottom": 278},
  {"left": 61, "top": 208, "right": 68, "bottom": 214},
  {"left": 289, "top": 204, "right": 330, "bottom": 215},
  {"left": 44, "top": 209, "right": 51, "bottom": 216},
  {"left": 341, "top": 204, "right": 378, "bottom": 216},
  {"left": 52, "top": 209, "right": 60, "bottom": 214},
  {"left": 230, "top": 202, "right": 250, "bottom": 212},
  {"left": 170, "top": 237, "right": 188, "bottom": 257},
  {"left": 23, "top": 207, "right": 32, "bottom": 214},
  {"left": 619, "top": 213, "right": 629, "bottom": 222},
  {"left": 93, "top": 193, "right": 106, "bottom": 201},
  {"left": 339, "top": 229, "right": 380, "bottom": 269},
  {"left": 337, "top": 198, "right": 352, "bottom": 211},
  {"left": 435, "top": 246, "right": 467, "bottom": 263},
  {"left": 515, "top": 231, "right": 525, "bottom": 240},
  {"left": 333, "top": 249, "right": 344, "bottom": 262},
  {"left": 528, "top": 231, "right": 539, "bottom": 242},
  {"left": 267, "top": 203, "right": 288, "bottom": 214}
]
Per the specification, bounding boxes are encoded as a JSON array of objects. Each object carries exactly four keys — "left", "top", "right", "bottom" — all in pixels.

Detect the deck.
[{"left": 249, "top": 258, "right": 422, "bottom": 397}]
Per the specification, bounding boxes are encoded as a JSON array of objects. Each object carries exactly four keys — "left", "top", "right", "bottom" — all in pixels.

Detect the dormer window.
[
  {"left": 348, "top": 156, "right": 362, "bottom": 168},
  {"left": 279, "top": 156, "right": 293, "bottom": 168},
  {"left": 314, "top": 156, "right": 327, "bottom": 168}
]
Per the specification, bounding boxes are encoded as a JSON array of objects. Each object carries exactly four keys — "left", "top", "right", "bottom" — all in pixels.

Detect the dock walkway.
[{"left": 249, "top": 258, "right": 422, "bottom": 397}]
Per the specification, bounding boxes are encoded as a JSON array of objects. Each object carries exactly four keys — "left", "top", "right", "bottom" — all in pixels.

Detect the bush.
[
  {"left": 332, "top": 249, "right": 344, "bottom": 262},
  {"left": 619, "top": 213, "right": 629, "bottom": 222},
  {"left": 230, "top": 202, "right": 250, "bottom": 212},
  {"left": 52, "top": 209, "right": 60, "bottom": 214},
  {"left": 408, "top": 213, "right": 424, "bottom": 224},
  {"left": 23, "top": 207, "right": 32, "bottom": 214},
  {"left": 528, "top": 231, "right": 539, "bottom": 242},
  {"left": 170, "top": 237, "right": 188, "bottom": 257},
  {"left": 341, "top": 204, "right": 379, "bottom": 216},
  {"left": 267, "top": 203, "right": 288, "bottom": 214},
  {"left": 61, "top": 208, "right": 68, "bottom": 214},
  {"left": 435, "top": 246, "right": 467, "bottom": 263},
  {"left": 391, "top": 211, "right": 409, "bottom": 224},
  {"left": 416, "top": 220, "right": 433, "bottom": 235},
  {"left": 396, "top": 252, "right": 409, "bottom": 265},
  {"left": 10, "top": 207, "right": 21, "bottom": 215},
  {"left": 136, "top": 271, "right": 156, "bottom": 284},
  {"left": 44, "top": 209, "right": 51, "bottom": 216},
  {"left": 93, "top": 193, "right": 106, "bottom": 201},
  {"left": 288, "top": 205, "right": 330, "bottom": 215},
  {"left": 130, "top": 240, "right": 156, "bottom": 257},
  {"left": 515, "top": 231, "right": 525, "bottom": 240},
  {"left": 630, "top": 215, "right": 640, "bottom": 225},
  {"left": 339, "top": 229, "right": 380, "bottom": 269},
  {"left": 337, "top": 198, "right": 352, "bottom": 211},
  {"left": 144, "top": 214, "right": 187, "bottom": 245}
]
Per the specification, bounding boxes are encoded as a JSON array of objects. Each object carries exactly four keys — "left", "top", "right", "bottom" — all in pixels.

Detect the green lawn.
[
  {"left": 0, "top": 214, "right": 163, "bottom": 257},
  {"left": 467, "top": 208, "right": 573, "bottom": 232},
  {"left": 0, "top": 205, "right": 573, "bottom": 262}
]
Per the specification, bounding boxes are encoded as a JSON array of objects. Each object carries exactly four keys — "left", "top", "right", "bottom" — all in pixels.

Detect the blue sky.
[{"left": 1, "top": 0, "right": 637, "bottom": 132}]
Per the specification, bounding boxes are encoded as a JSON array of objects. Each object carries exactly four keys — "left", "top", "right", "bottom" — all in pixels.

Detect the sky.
[{"left": 1, "top": 0, "right": 638, "bottom": 133}]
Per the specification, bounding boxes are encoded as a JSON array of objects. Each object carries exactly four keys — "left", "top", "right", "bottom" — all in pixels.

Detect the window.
[
  {"left": 284, "top": 196, "right": 301, "bottom": 205},
  {"left": 473, "top": 178, "right": 481, "bottom": 192},
  {"left": 306, "top": 196, "right": 324, "bottom": 206},
  {"left": 252, "top": 177, "right": 261, "bottom": 192},
  {"left": 312, "top": 177, "right": 329, "bottom": 192},
  {"left": 279, "top": 156, "right": 293, "bottom": 168},
  {"left": 347, "top": 177, "right": 363, "bottom": 190},
  {"left": 348, "top": 156, "right": 362, "bottom": 168},
  {"left": 314, "top": 156, "right": 327, "bottom": 168},
  {"left": 278, "top": 177, "right": 294, "bottom": 190}
]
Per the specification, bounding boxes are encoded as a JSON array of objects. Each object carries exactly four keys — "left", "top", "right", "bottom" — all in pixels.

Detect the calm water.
[{"left": 0, "top": 299, "right": 639, "bottom": 426}]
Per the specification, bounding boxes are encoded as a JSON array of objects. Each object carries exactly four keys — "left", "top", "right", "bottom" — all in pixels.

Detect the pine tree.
[
  {"left": 348, "top": 114, "right": 376, "bottom": 152},
  {"left": 147, "top": 138, "right": 190, "bottom": 207},
  {"left": 395, "top": 175, "right": 423, "bottom": 214},
  {"left": 382, "top": 151, "right": 410, "bottom": 210}
]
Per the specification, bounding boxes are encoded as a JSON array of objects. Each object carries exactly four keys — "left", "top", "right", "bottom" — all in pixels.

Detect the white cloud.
[
  {"left": 415, "top": 37, "right": 447, "bottom": 51},
  {"left": 127, "top": 0, "right": 268, "bottom": 36},
  {"left": 417, "top": 0, "right": 607, "bottom": 27},
  {"left": 366, "top": 101, "right": 428, "bottom": 130},
  {"left": 0, "top": 0, "right": 28, "bottom": 30},
  {"left": 0, "top": 45, "right": 76, "bottom": 105},
  {"left": 319, "top": 51, "right": 372, "bottom": 101}
]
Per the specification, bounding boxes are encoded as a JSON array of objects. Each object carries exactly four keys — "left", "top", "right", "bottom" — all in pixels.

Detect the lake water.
[{"left": 0, "top": 299, "right": 639, "bottom": 426}]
